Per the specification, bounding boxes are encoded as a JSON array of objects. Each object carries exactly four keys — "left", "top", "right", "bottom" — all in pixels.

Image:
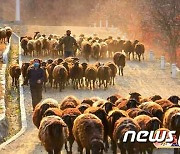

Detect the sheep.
[
  {"left": 97, "top": 65, "right": 112, "bottom": 89},
  {"left": 117, "top": 99, "right": 139, "bottom": 110},
  {"left": 9, "top": 64, "right": 21, "bottom": 88},
  {"left": 115, "top": 98, "right": 128, "bottom": 106},
  {"left": 76, "top": 103, "right": 91, "bottom": 113},
  {"left": 92, "top": 99, "right": 107, "bottom": 108},
  {"left": 34, "top": 39, "right": 43, "bottom": 56},
  {"left": 84, "top": 107, "right": 109, "bottom": 151},
  {"left": 27, "top": 40, "right": 35, "bottom": 57},
  {"left": 0, "top": 28, "right": 6, "bottom": 44},
  {"left": 168, "top": 95, "right": 180, "bottom": 104},
  {"left": 20, "top": 37, "right": 29, "bottom": 56},
  {"left": 59, "top": 96, "right": 80, "bottom": 110},
  {"left": 32, "top": 98, "right": 59, "bottom": 128},
  {"left": 21, "top": 62, "right": 30, "bottom": 84},
  {"left": 40, "top": 63, "right": 49, "bottom": 92},
  {"left": 47, "top": 63, "right": 56, "bottom": 88},
  {"left": 81, "top": 98, "right": 95, "bottom": 106},
  {"left": 113, "top": 52, "right": 126, "bottom": 76},
  {"left": 105, "top": 62, "right": 117, "bottom": 85},
  {"left": 163, "top": 107, "right": 180, "bottom": 137},
  {"left": 107, "top": 94, "right": 122, "bottom": 104},
  {"left": 52, "top": 65, "right": 68, "bottom": 91},
  {"left": 100, "top": 42, "right": 108, "bottom": 58},
  {"left": 134, "top": 115, "right": 161, "bottom": 154},
  {"left": 155, "top": 99, "right": 179, "bottom": 111},
  {"left": 5, "top": 27, "right": 12, "bottom": 43},
  {"left": 72, "top": 113, "right": 104, "bottom": 154},
  {"left": 139, "top": 101, "right": 164, "bottom": 121},
  {"left": 81, "top": 40, "right": 92, "bottom": 61},
  {"left": 70, "top": 61, "right": 83, "bottom": 89},
  {"left": 92, "top": 42, "right": 101, "bottom": 60},
  {"left": 113, "top": 117, "right": 140, "bottom": 154},
  {"left": 43, "top": 107, "right": 62, "bottom": 117},
  {"left": 85, "top": 65, "right": 97, "bottom": 90},
  {"left": 127, "top": 108, "right": 152, "bottom": 118},
  {"left": 129, "top": 92, "right": 141, "bottom": 103},
  {"left": 81, "top": 62, "right": 88, "bottom": 86},
  {"left": 61, "top": 108, "right": 81, "bottom": 153},
  {"left": 101, "top": 101, "right": 117, "bottom": 114},
  {"left": 134, "top": 43, "right": 145, "bottom": 61},
  {"left": 123, "top": 40, "right": 134, "bottom": 60},
  {"left": 149, "top": 95, "right": 162, "bottom": 102},
  {"left": 38, "top": 115, "right": 69, "bottom": 154}
]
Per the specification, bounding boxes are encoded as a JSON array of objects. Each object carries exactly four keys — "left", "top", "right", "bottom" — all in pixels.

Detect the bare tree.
[{"left": 149, "top": 0, "right": 180, "bottom": 62}]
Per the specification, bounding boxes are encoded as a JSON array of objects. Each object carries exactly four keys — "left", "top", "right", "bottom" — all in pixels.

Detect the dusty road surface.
[{"left": 0, "top": 27, "right": 179, "bottom": 154}]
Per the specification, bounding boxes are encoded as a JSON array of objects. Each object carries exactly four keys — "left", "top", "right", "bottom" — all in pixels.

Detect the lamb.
[
  {"left": 59, "top": 96, "right": 80, "bottom": 110},
  {"left": 52, "top": 65, "right": 68, "bottom": 91},
  {"left": 163, "top": 107, "right": 180, "bottom": 137},
  {"left": 168, "top": 95, "right": 180, "bottom": 104},
  {"left": 72, "top": 113, "right": 104, "bottom": 154},
  {"left": 113, "top": 117, "right": 140, "bottom": 154},
  {"left": 9, "top": 64, "right": 21, "bottom": 88},
  {"left": 113, "top": 52, "right": 126, "bottom": 76},
  {"left": 32, "top": 98, "right": 59, "bottom": 128},
  {"left": 97, "top": 65, "right": 112, "bottom": 89},
  {"left": 61, "top": 108, "right": 81, "bottom": 153},
  {"left": 85, "top": 65, "right": 97, "bottom": 90},
  {"left": 84, "top": 107, "right": 109, "bottom": 151},
  {"left": 38, "top": 115, "right": 69, "bottom": 154},
  {"left": 105, "top": 62, "right": 117, "bottom": 85},
  {"left": 139, "top": 101, "right": 164, "bottom": 121}
]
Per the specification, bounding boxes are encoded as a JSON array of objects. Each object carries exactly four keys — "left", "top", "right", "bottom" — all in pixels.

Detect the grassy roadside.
[{"left": 4, "top": 41, "right": 21, "bottom": 140}]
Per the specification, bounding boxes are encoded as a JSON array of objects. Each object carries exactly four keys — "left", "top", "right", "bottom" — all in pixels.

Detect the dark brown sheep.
[
  {"left": 117, "top": 99, "right": 139, "bottom": 110},
  {"left": 113, "top": 117, "right": 140, "bottom": 154},
  {"left": 149, "top": 95, "right": 162, "bottom": 102},
  {"left": 76, "top": 103, "right": 91, "bottom": 113},
  {"left": 107, "top": 94, "right": 122, "bottom": 104},
  {"left": 61, "top": 108, "right": 81, "bottom": 153},
  {"left": 20, "top": 37, "right": 29, "bottom": 55},
  {"left": 81, "top": 98, "right": 95, "bottom": 106},
  {"left": 21, "top": 62, "right": 30, "bottom": 84},
  {"left": 73, "top": 113, "right": 104, "bottom": 154},
  {"left": 47, "top": 63, "right": 56, "bottom": 87},
  {"left": 43, "top": 107, "right": 62, "bottom": 117},
  {"left": 38, "top": 115, "right": 69, "bottom": 154},
  {"left": 123, "top": 40, "right": 134, "bottom": 60},
  {"left": 129, "top": 92, "right": 141, "bottom": 103},
  {"left": 84, "top": 107, "right": 109, "bottom": 151},
  {"left": 105, "top": 62, "right": 117, "bottom": 85},
  {"left": 92, "top": 42, "right": 101, "bottom": 60},
  {"left": 5, "top": 27, "right": 12, "bottom": 43},
  {"left": 134, "top": 43, "right": 145, "bottom": 61},
  {"left": 81, "top": 41, "right": 92, "bottom": 62},
  {"left": 127, "top": 108, "right": 152, "bottom": 118},
  {"left": 113, "top": 52, "right": 126, "bottom": 76},
  {"left": 9, "top": 64, "right": 21, "bottom": 88},
  {"left": 139, "top": 102, "right": 164, "bottom": 121},
  {"left": 32, "top": 98, "right": 59, "bottom": 128},
  {"left": 168, "top": 95, "right": 180, "bottom": 104}
]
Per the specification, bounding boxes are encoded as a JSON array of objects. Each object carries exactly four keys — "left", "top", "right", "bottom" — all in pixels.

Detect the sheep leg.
[
  {"left": 113, "top": 77, "right": 115, "bottom": 85},
  {"left": 119, "top": 67, "right": 121, "bottom": 76},
  {"left": 121, "top": 67, "right": 124, "bottom": 76},
  {"left": 104, "top": 137, "right": 109, "bottom": 152},
  {"left": 111, "top": 140, "right": 117, "bottom": 154},
  {"left": 54, "top": 148, "right": 61, "bottom": 154},
  {"left": 86, "top": 149, "right": 90, "bottom": 154},
  {"left": 99, "top": 79, "right": 101, "bottom": 88},
  {"left": 93, "top": 80, "right": 95, "bottom": 89},
  {"left": 47, "top": 150, "right": 53, "bottom": 154},
  {"left": 59, "top": 82, "right": 62, "bottom": 92}
]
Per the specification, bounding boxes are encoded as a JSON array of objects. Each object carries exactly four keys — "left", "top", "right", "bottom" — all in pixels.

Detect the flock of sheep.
[
  {"left": 33, "top": 93, "right": 180, "bottom": 154},
  {"left": 20, "top": 32, "right": 145, "bottom": 61},
  {"left": 10, "top": 54, "right": 125, "bottom": 90}
]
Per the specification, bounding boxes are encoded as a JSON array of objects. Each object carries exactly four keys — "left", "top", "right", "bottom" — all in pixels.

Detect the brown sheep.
[
  {"left": 81, "top": 98, "right": 95, "bottom": 106},
  {"left": 100, "top": 42, "right": 108, "bottom": 58},
  {"left": 134, "top": 115, "right": 161, "bottom": 154},
  {"left": 127, "top": 108, "right": 152, "bottom": 118},
  {"left": 84, "top": 107, "right": 109, "bottom": 151},
  {"left": 105, "top": 62, "right": 117, "bottom": 85},
  {"left": 20, "top": 37, "right": 29, "bottom": 56},
  {"left": 129, "top": 92, "right": 141, "bottom": 103},
  {"left": 113, "top": 117, "right": 140, "bottom": 154},
  {"left": 107, "top": 94, "right": 122, "bottom": 104},
  {"left": 134, "top": 43, "right": 145, "bottom": 61},
  {"left": 155, "top": 99, "right": 180, "bottom": 111},
  {"left": 5, "top": 27, "right": 12, "bottom": 43},
  {"left": 81, "top": 41, "right": 92, "bottom": 62},
  {"left": 117, "top": 99, "right": 139, "bottom": 110},
  {"left": 47, "top": 63, "right": 56, "bottom": 87},
  {"left": 113, "top": 52, "right": 126, "bottom": 76},
  {"left": 43, "top": 107, "right": 62, "bottom": 117},
  {"left": 39, "top": 115, "right": 69, "bottom": 154},
  {"left": 21, "top": 62, "right": 30, "bottom": 84},
  {"left": 9, "top": 64, "right": 21, "bottom": 88},
  {"left": 53, "top": 65, "right": 68, "bottom": 91},
  {"left": 32, "top": 98, "right": 59, "bottom": 128},
  {"left": 92, "top": 42, "right": 101, "bottom": 60},
  {"left": 115, "top": 98, "right": 128, "bottom": 106},
  {"left": 123, "top": 40, "right": 134, "bottom": 60},
  {"left": 72, "top": 113, "right": 104, "bottom": 154},
  {"left": 0, "top": 28, "right": 6, "bottom": 43},
  {"left": 163, "top": 107, "right": 180, "bottom": 137},
  {"left": 59, "top": 96, "right": 80, "bottom": 110},
  {"left": 61, "top": 108, "right": 81, "bottom": 153},
  {"left": 97, "top": 65, "right": 112, "bottom": 89},
  {"left": 168, "top": 95, "right": 180, "bottom": 105},
  {"left": 85, "top": 65, "right": 97, "bottom": 90},
  {"left": 27, "top": 40, "right": 35, "bottom": 57},
  {"left": 139, "top": 102, "right": 164, "bottom": 121},
  {"left": 92, "top": 99, "right": 107, "bottom": 108},
  {"left": 149, "top": 95, "right": 162, "bottom": 102},
  {"left": 76, "top": 103, "right": 91, "bottom": 113}
]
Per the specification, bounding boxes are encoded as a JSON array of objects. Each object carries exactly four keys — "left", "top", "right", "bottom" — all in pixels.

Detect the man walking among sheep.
[
  {"left": 60, "top": 30, "right": 79, "bottom": 58},
  {"left": 23, "top": 59, "right": 45, "bottom": 110}
]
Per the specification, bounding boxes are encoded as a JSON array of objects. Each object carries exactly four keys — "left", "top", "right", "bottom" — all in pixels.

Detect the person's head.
[
  {"left": 33, "top": 59, "right": 40, "bottom": 69},
  {"left": 66, "top": 30, "right": 71, "bottom": 36}
]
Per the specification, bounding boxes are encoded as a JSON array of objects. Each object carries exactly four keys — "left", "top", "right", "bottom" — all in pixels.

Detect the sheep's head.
[
  {"left": 129, "top": 92, "right": 141, "bottom": 102},
  {"left": 150, "top": 95, "right": 162, "bottom": 102},
  {"left": 102, "top": 102, "right": 115, "bottom": 114},
  {"left": 107, "top": 95, "right": 119, "bottom": 104},
  {"left": 91, "top": 139, "right": 104, "bottom": 154},
  {"left": 168, "top": 96, "right": 180, "bottom": 104},
  {"left": 93, "top": 108, "right": 108, "bottom": 121},
  {"left": 77, "top": 104, "right": 90, "bottom": 113},
  {"left": 62, "top": 114, "right": 77, "bottom": 129},
  {"left": 127, "top": 99, "right": 139, "bottom": 109},
  {"left": 146, "top": 117, "right": 161, "bottom": 131}
]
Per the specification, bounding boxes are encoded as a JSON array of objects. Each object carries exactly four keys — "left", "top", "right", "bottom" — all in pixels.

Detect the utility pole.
[{"left": 16, "top": 0, "right": 20, "bottom": 22}]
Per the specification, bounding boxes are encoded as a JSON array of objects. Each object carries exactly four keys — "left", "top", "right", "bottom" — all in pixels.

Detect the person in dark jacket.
[
  {"left": 24, "top": 59, "right": 45, "bottom": 110},
  {"left": 60, "top": 30, "right": 79, "bottom": 58}
]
